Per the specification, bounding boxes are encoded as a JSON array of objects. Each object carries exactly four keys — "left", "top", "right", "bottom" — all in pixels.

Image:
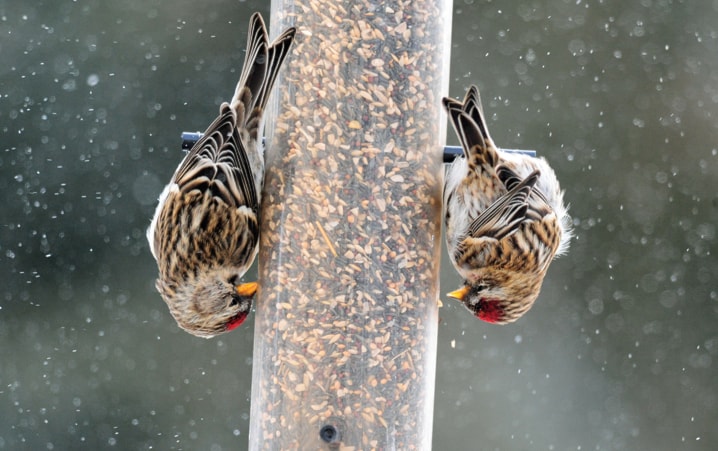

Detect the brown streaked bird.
[
  {"left": 443, "top": 85, "right": 572, "bottom": 324},
  {"left": 146, "top": 13, "right": 295, "bottom": 338}
]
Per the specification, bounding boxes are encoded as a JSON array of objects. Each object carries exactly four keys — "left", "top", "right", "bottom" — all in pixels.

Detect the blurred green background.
[{"left": 2, "top": 0, "right": 717, "bottom": 449}]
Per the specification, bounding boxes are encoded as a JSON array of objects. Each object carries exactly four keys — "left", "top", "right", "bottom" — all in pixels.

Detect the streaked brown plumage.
[
  {"left": 146, "top": 13, "right": 295, "bottom": 338},
  {"left": 443, "top": 85, "right": 572, "bottom": 324}
]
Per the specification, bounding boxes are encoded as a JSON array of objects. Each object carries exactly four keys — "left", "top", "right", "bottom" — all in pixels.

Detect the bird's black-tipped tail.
[
  {"left": 442, "top": 85, "right": 498, "bottom": 169},
  {"left": 231, "top": 12, "right": 296, "bottom": 139}
]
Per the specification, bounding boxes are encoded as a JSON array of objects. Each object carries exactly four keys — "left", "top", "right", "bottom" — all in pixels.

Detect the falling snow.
[{"left": 1, "top": 0, "right": 717, "bottom": 450}]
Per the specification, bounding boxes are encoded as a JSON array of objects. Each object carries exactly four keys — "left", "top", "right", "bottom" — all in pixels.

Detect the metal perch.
[{"left": 181, "top": 131, "right": 536, "bottom": 162}]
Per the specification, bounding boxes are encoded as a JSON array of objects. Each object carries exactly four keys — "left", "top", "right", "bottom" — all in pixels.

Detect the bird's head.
[
  {"left": 447, "top": 279, "right": 539, "bottom": 325},
  {"left": 157, "top": 269, "right": 256, "bottom": 338}
]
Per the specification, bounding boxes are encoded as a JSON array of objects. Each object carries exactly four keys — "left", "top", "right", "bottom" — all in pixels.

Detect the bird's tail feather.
[{"left": 230, "top": 13, "right": 296, "bottom": 140}]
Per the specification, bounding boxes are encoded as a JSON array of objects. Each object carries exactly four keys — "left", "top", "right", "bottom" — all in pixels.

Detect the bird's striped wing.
[
  {"left": 172, "top": 104, "right": 258, "bottom": 211},
  {"left": 497, "top": 165, "right": 553, "bottom": 221},
  {"left": 465, "top": 170, "right": 540, "bottom": 240}
]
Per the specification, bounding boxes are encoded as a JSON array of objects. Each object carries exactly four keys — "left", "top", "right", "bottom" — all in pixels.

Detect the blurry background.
[{"left": 1, "top": 0, "right": 717, "bottom": 449}]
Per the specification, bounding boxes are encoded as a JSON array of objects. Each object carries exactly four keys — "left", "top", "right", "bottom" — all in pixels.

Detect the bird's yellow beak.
[
  {"left": 447, "top": 285, "right": 470, "bottom": 301},
  {"left": 236, "top": 281, "right": 259, "bottom": 297}
]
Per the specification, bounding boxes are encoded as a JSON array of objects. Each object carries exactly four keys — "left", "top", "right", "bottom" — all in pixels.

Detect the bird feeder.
[{"left": 247, "top": 0, "right": 452, "bottom": 448}]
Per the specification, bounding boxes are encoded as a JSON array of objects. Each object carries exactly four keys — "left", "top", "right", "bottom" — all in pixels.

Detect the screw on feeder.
[
  {"left": 319, "top": 421, "right": 341, "bottom": 446},
  {"left": 180, "top": 132, "right": 537, "bottom": 160}
]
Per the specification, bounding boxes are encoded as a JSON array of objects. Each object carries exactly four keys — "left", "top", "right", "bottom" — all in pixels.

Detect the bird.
[
  {"left": 442, "top": 85, "right": 572, "bottom": 324},
  {"left": 146, "top": 13, "right": 295, "bottom": 338}
]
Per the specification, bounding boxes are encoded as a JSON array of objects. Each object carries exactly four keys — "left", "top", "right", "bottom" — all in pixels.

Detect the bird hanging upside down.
[
  {"left": 443, "top": 85, "right": 572, "bottom": 324},
  {"left": 147, "top": 13, "right": 295, "bottom": 338}
]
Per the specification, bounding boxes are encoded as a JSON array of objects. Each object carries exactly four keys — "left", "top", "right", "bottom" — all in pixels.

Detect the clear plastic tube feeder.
[{"left": 249, "top": 0, "right": 452, "bottom": 448}]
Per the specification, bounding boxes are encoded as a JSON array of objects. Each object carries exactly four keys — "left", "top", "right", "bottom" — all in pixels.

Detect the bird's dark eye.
[
  {"left": 227, "top": 275, "right": 239, "bottom": 286},
  {"left": 229, "top": 294, "right": 241, "bottom": 307},
  {"left": 476, "top": 284, "right": 487, "bottom": 291}
]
